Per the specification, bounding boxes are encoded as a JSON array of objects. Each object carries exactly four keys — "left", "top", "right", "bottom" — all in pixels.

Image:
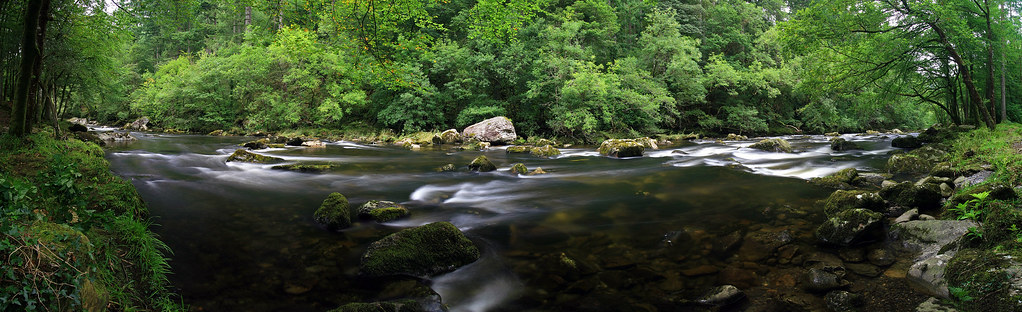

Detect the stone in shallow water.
[
  {"left": 803, "top": 268, "right": 849, "bottom": 292},
  {"left": 824, "top": 290, "right": 863, "bottom": 312},
  {"left": 915, "top": 297, "right": 959, "bottom": 312},
  {"left": 696, "top": 285, "right": 746, "bottom": 307},
  {"left": 815, "top": 209, "right": 884, "bottom": 246},
  {"left": 468, "top": 156, "right": 496, "bottom": 172},
  {"left": 360, "top": 222, "right": 480, "bottom": 278}
]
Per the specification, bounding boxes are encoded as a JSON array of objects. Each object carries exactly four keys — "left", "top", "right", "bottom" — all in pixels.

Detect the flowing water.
[{"left": 104, "top": 133, "right": 917, "bottom": 311}]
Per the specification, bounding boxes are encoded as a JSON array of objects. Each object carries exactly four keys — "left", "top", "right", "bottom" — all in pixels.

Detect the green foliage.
[{"left": 949, "top": 192, "right": 991, "bottom": 221}]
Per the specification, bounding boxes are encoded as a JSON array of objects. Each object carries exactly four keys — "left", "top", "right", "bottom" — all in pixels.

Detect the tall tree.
[{"left": 9, "top": 0, "right": 46, "bottom": 137}]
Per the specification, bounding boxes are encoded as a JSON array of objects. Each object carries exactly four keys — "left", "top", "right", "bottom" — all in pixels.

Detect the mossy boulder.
[
  {"left": 530, "top": 145, "right": 561, "bottom": 157},
  {"left": 809, "top": 168, "right": 859, "bottom": 189},
  {"left": 635, "top": 137, "right": 659, "bottom": 150},
  {"left": 917, "top": 126, "right": 958, "bottom": 144},
  {"left": 509, "top": 163, "right": 529, "bottom": 175},
  {"left": 69, "top": 123, "right": 88, "bottom": 132},
  {"left": 271, "top": 163, "right": 335, "bottom": 173},
  {"left": 830, "top": 138, "right": 862, "bottom": 151},
  {"left": 945, "top": 249, "right": 1022, "bottom": 311},
  {"left": 468, "top": 156, "right": 496, "bottom": 172},
  {"left": 505, "top": 146, "right": 532, "bottom": 153},
  {"left": 226, "top": 149, "right": 284, "bottom": 163},
  {"left": 314, "top": 193, "right": 352, "bottom": 231},
  {"left": 529, "top": 167, "right": 548, "bottom": 175},
  {"left": 892, "top": 136, "right": 923, "bottom": 149},
  {"left": 887, "top": 146, "right": 947, "bottom": 174},
  {"left": 815, "top": 208, "right": 885, "bottom": 246},
  {"left": 725, "top": 133, "right": 748, "bottom": 140},
  {"left": 435, "top": 163, "right": 456, "bottom": 172},
  {"left": 945, "top": 184, "right": 1018, "bottom": 211},
  {"left": 359, "top": 200, "right": 410, "bottom": 222},
  {"left": 30, "top": 221, "right": 93, "bottom": 260},
  {"left": 598, "top": 139, "right": 645, "bottom": 157},
  {"left": 360, "top": 222, "right": 480, "bottom": 277},
  {"left": 749, "top": 138, "right": 793, "bottom": 153},
  {"left": 820, "top": 190, "right": 886, "bottom": 216},
  {"left": 880, "top": 182, "right": 942, "bottom": 211},
  {"left": 242, "top": 138, "right": 270, "bottom": 149},
  {"left": 439, "top": 129, "right": 460, "bottom": 144}
]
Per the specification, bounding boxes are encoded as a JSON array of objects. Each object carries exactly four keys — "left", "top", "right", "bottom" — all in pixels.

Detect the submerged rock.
[
  {"left": 815, "top": 209, "right": 884, "bottom": 246},
  {"left": 749, "top": 138, "right": 793, "bottom": 153},
  {"left": 830, "top": 138, "right": 862, "bottom": 151},
  {"left": 435, "top": 163, "right": 456, "bottom": 173},
  {"left": 597, "top": 139, "right": 645, "bottom": 158},
  {"left": 468, "top": 156, "right": 496, "bottom": 172},
  {"left": 915, "top": 297, "right": 958, "bottom": 312},
  {"left": 271, "top": 163, "right": 335, "bottom": 173},
  {"left": 462, "top": 116, "right": 516, "bottom": 144},
  {"left": 696, "top": 285, "right": 745, "bottom": 307},
  {"left": 824, "top": 291, "right": 863, "bottom": 312},
  {"left": 360, "top": 222, "right": 480, "bottom": 278},
  {"left": 439, "top": 129, "right": 460, "bottom": 144},
  {"left": 314, "top": 193, "right": 352, "bottom": 231},
  {"left": 358, "top": 200, "right": 410, "bottom": 222},
  {"left": 804, "top": 268, "right": 849, "bottom": 292},
  {"left": 226, "top": 149, "right": 283, "bottom": 163}
]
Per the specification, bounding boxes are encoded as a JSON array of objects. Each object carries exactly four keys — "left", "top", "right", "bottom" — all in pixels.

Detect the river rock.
[
  {"left": 302, "top": 140, "right": 326, "bottom": 148},
  {"left": 867, "top": 248, "right": 897, "bottom": 267},
  {"left": 908, "top": 254, "right": 954, "bottom": 298},
  {"left": 892, "top": 136, "right": 923, "bottom": 149},
  {"left": 462, "top": 116, "right": 516, "bottom": 144},
  {"left": 815, "top": 209, "right": 884, "bottom": 246},
  {"left": 529, "top": 167, "right": 547, "bottom": 175},
  {"left": 804, "top": 268, "right": 849, "bottom": 292},
  {"left": 880, "top": 182, "right": 942, "bottom": 211},
  {"left": 890, "top": 220, "right": 978, "bottom": 260},
  {"left": 530, "top": 145, "right": 561, "bottom": 157},
  {"left": 725, "top": 133, "right": 748, "bottom": 140},
  {"left": 271, "top": 163, "right": 335, "bottom": 173},
  {"left": 635, "top": 137, "right": 659, "bottom": 150},
  {"left": 809, "top": 168, "right": 859, "bottom": 189},
  {"left": 96, "top": 131, "right": 137, "bottom": 142},
  {"left": 749, "top": 138, "right": 793, "bottom": 153},
  {"left": 435, "top": 163, "right": 456, "bottom": 173},
  {"left": 597, "top": 139, "right": 645, "bottom": 158},
  {"left": 74, "top": 131, "right": 104, "bottom": 146},
  {"left": 887, "top": 146, "right": 946, "bottom": 174},
  {"left": 505, "top": 146, "right": 531, "bottom": 153},
  {"left": 845, "top": 262, "right": 882, "bottom": 277},
  {"left": 242, "top": 138, "right": 269, "bottom": 149},
  {"left": 226, "top": 149, "right": 283, "bottom": 163},
  {"left": 696, "top": 285, "right": 745, "bottom": 307},
  {"left": 360, "top": 221, "right": 480, "bottom": 278},
  {"left": 468, "top": 156, "right": 496, "bottom": 172},
  {"left": 125, "top": 117, "right": 149, "bottom": 131},
  {"left": 285, "top": 137, "right": 304, "bottom": 146},
  {"left": 825, "top": 291, "right": 863, "bottom": 312},
  {"left": 69, "top": 123, "right": 88, "bottom": 132},
  {"left": 314, "top": 193, "right": 352, "bottom": 231},
  {"left": 358, "top": 200, "right": 410, "bottom": 222},
  {"left": 510, "top": 163, "right": 529, "bottom": 175},
  {"left": 915, "top": 297, "right": 958, "bottom": 312},
  {"left": 820, "top": 190, "right": 886, "bottom": 216},
  {"left": 894, "top": 208, "right": 920, "bottom": 224},
  {"left": 830, "top": 138, "right": 862, "bottom": 151},
  {"left": 439, "top": 129, "right": 460, "bottom": 144}
]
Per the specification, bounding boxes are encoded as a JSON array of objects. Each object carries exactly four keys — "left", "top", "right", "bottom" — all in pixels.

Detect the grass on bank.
[{"left": 0, "top": 128, "right": 183, "bottom": 311}]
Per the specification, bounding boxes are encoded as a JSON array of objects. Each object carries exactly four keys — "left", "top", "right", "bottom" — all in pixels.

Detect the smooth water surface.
[{"left": 105, "top": 133, "right": 905, "bottom": 311}]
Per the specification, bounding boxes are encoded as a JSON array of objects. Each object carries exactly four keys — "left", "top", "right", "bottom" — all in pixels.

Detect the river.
[{"left": 104, "top": 133, "right": 919, "bottom": 311}]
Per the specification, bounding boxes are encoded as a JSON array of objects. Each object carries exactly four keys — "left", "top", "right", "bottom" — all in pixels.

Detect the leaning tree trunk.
[
  {"left": 9, "top": 0, "right": 43, "bottom": 137},
  {"left": 931, "top": 22, "right": 996, "bottom": 130}
]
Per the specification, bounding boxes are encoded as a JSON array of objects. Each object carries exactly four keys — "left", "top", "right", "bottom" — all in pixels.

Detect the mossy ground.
[{"left": 0, "top": 129, "right": 183, "bottom": 311}]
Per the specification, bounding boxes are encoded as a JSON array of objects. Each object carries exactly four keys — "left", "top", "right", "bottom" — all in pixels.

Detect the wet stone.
[
  {"left": 696, "top": 285, "right": 746, "bottom": 307},
  {"left": 824, "top": 290, "right": 864, "bottom": 312},
  {"left": 867, "top": 249, "right": 897, "bottom": 267},
  {"left": 845, "top": 262, "right": 883, "bottom": 277},
  {"left": 715, "top": 230, "right": 745, "bottom": 255},
  {"left": 681, "top": 264, "right": 719, "bottom": 277},
  {"left": 717, "top": 266, "right": 759, "bottom": 289},
  {"left": 803, "top": 268, "right": 849, "bottom": 292},
  {"left": 838, "top": 248, "right": 866, "bottom": 263}
]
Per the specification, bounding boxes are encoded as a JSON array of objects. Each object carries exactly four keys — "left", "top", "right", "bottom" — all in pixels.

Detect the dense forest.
[{"left": 2, "top": 0, "right": 1021, "bottom": 141}]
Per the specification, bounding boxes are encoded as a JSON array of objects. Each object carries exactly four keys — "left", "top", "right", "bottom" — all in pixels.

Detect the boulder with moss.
[
  {"left": 226, "top": 149, "right": 284, "bottom": 163},
  {"left": 830, "top": 138, "right": 862, "bottom": 151},
  {"left": 749, "top": 138, "right": 793, "bottom": 153},
  {"left": 315, "top": 193, "right": 352, "bottom": 231},
  {"left": 810, "top": 168, "right": 860, "bottom": 189},
  {"left": 271, "top": 163, "right": 335, "bottom": 173},
  {"left": 530, "top": 145, "right": 561, "bottom": 157},
  {"left": 815, "top": 209, "right": 885, "bottom": 246},
  {"left": 468, "top": 156, "right": 496, "bottom": 172},
  {"left": 510, "top": 163, "right": 529, "bottom": 175},
  {"left": 242, "top": 138, "right": 270, "bottom": 149},
  {"left": 725, "top": 133, "right": 748, "bottom": 140},
  {"left": 359, "top": 200, "right": 410, "bottom": 222},
  {"left": 598, "top": 139, "right": 645, "bottom": 157},
  {"left": 439, "top": 129, "right": 461, "bottom": 144},
  {"left": 892, "top": 136, "right": 923, "bottom": 149},
  {"left": 820, "top": 190, "right": 886, "bottom": 216},
  {"left": 945, "top": 249, "right": 1022, "bottom": 309},
  {"left": 505, "top": 146, "right": 532, "bottom": 154},
  {"left": 360, "top": 222, "right": 480, "bottom": 277},
  {"left": 435, "top": 164, "right": 456, "bottom": 173},
  {"left": 880, "top": 182, "right": 942, "bottom": 211}
]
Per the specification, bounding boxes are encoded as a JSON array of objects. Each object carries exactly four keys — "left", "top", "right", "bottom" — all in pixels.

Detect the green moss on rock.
[
  {"left": 226, "top": 149, "right": 284, "bottom": 163},
  {"left": 945, "top": 248, "right": 1022, "bottom": 311},
  {"left": 830, "top": 138, "right": 862, "bottom": 151},
  {"left": 815, "top": 208, "right": 885, "bottom": 246},
  {"left": 241, "top": 138, "right": 270, "bottom": 149},
  {"left": 510, "top": 163, "right": 528, "bottom": 175},
  {"left": 809, "top": 168, "right": 859, "bottom": 189},
  {"left": 505, "top": 146, "right": 531, "bottom": 153},
  {"left": 468, "top": 156, "right": 496, "bottom": 172},
  {"left": 360, "top": 222, "right": 480, "bottom": 277},
  {"left": 369, "top": 207, "right": 411, "bottom": 223},
  {"left": 749, "top": 138, "right": 793, "bottom": 153},
  {"left": 530, "top": 145, "right": 561, "bottom": 157},
  {"left": 314, "top": 192, "right": 352, "bottom": 231},
  {"left": 887, "top": 146, "right": 947, "bottom": 174},
  {"left": 821, "top": 190, "right": 886, "bottom": 216},
  {"left": 880, "top": 182, "right": 942, "bottom": 211},
  {"left": 271, "top": 163, "right": 335, "bottom": 173},
  {"left": 328, "top": 300, "right": 427, "bottom": 312},
  {"left": 598, "top": 139, "right": 645, "bottom": 157},
  {"left": 435, "top": 163, "right": 456, "bottom": 172}
]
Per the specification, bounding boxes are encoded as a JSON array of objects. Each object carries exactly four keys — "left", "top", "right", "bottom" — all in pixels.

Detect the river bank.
[{"left": 0, "top": 127, "right": 183, "bottom": 311}]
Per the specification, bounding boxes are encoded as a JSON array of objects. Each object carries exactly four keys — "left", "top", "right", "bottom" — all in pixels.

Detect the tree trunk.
[
  {"left": 1001, "top": 51, "right": 1006, "bottom": 122},
  {"left": 9, "top": 0, "right": 43, "bottom": 137},
  {"left": 245, "top": 6, "right": 252, "bottom": 26},
  {"left": 931, "top": 22, "right": 996, "bottom": 130},
  {"left": 25, "top": 0, "right": 50, "bottom": 132}
]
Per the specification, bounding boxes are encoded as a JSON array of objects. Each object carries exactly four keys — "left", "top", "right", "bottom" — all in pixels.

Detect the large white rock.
[{"left": 462, "top": 116, "right": 517, "bottom": 144}]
